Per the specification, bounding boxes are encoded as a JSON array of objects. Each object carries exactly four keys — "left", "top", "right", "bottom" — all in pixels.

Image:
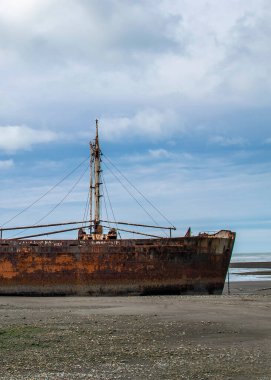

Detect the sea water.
[{"left": 229, "top": 252, "right": 271, "bottom": 281}]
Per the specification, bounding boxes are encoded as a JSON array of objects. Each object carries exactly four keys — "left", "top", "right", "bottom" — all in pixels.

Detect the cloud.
[
  {"left": 214, "top": 5, "right": 271, "bottom": 106},
  {"left": 118, "top": 148, "right": 178, "bottom": 164},
  {"left": 0, "top": 125, "right": 57, "bottom": 153},
  {"left": 100, "top": 109, "right": 180, "bottom": 141},
  {"left": 0, "top": 159, "right": 13, "bottom": 169},
  {"left": 0, "top": 1, "right": 270, "bottom": 250},
  {"left": 0, "top": 0, "right": 270, "bottom": 144},
  {"left": 0, "top": 0, "right": 182, "bottom": 67},
  {"left": 148, "top": 149, "right": 173, "bottom": 159},
  {"left": 209, "top": 135, "right": 247, "bottom": 146}
]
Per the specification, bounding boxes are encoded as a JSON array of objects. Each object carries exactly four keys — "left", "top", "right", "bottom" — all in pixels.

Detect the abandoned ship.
[{"left": 0, "top": 120, "right": 235, "bottom": 296}]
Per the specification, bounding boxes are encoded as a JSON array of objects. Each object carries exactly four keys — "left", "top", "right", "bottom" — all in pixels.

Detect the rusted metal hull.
[{"left": 0, "top": 230, "right": 235, "bottom": 296}]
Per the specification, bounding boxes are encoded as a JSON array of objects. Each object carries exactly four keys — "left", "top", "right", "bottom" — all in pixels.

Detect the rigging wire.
[
  {"left": 3, "top": 140, "right": 174, "bottom": 240},
  {"left": 102, "top": 160, "right": 168, "bottom": 237},
  {"left": 103, "top": 154, "right": 175, "bottom": 229},
  {"left": 9, "top": 164, "right": 89, "bottom": 239},
  {"left": 101, "top": 171, "right": 121, "bottom": 239},
  {"left": 1, "top": 157, "right": 89, "bottom": 228}
]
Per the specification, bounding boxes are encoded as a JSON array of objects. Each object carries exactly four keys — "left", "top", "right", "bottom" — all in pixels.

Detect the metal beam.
[
  {"left": 1, "top": 220, "right": 91, "bottom": 232},
  {"left": 101, "top": 220, "right": 176, "bottom": 230},
  {"left": 13, "top": 225, "right": 93, "bottom": 240},
  {"left": 101, "top": 225, "right": 161, "bottom": 238}
]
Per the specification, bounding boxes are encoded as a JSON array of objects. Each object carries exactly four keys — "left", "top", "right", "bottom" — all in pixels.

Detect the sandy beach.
[{"left": 0, "top": 281, "right": 270, "bottom": 380}]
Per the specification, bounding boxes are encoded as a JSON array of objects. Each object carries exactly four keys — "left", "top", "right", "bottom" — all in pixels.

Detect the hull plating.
[{"left": 0, "top": 232, "right": 235, "bottom": 296}]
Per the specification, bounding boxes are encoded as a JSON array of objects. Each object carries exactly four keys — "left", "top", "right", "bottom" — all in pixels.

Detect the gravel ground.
[{"left": 0, "top": 282, "right": 270, "bottom": 380}]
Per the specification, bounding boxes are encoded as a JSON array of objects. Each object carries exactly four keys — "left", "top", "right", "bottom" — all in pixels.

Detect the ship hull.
[{"left": 0, "top": 231, "right": 235, "bottom": 296}]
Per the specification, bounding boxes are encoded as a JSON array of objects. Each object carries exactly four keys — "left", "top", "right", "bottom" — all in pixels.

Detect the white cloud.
[
  {"left": 119, "top": 148, "right": 177, "bottom": 164},
  {"left": 0, "top": 0, "right": 270, "bottom": 143},
  {"left": 100, "top": 109, "right": 180, "bottom": 141},
  {"left": 0, "top": 159, "right": 13, "bottom": 169},
  {"left": 0, "top": 125, "right": 57, "bottom": 153},
  {"left": 0, "top": 0, "right": 43, "bottom": 21},
  {"left": 210, "top": 135, "right": 247, "bottom": 146},
  {"left": 148, "top": 149, "right": 173, "bottom": 159}
]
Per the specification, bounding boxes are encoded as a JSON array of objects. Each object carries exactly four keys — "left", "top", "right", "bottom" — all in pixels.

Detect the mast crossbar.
[
  {"left": 12, "top": 225, "right": 93, "bottom": 240},
  {"left": 101, "top": 225, "right": 161, "bottom": 238},
  {"left": 1, "top": 220, "right": 91, "bottom": 231},
  {"left": 101, "top": 220, "right": 175, "bottom": 230}
]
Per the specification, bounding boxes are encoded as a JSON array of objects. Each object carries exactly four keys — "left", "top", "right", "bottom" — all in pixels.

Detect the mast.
[
  {"left": 89, "top": 140, "right": 94, "bottom": 233},
  {"left": 94, "top": 119, "right": 102, "bottom": 233}
]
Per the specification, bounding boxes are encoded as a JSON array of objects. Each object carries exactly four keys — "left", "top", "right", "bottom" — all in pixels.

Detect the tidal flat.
[{"left": 0, "top": 283, "right": 270, "bottom": 380}]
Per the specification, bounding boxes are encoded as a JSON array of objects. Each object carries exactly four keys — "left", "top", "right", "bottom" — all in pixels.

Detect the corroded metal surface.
[{"left": 0, "top": 231, "right": 235, "bottom": 296}]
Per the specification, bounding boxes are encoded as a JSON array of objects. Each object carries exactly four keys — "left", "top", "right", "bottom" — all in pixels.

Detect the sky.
[{"left": 0, "top": 0, "right": 270, "bottom": 253}]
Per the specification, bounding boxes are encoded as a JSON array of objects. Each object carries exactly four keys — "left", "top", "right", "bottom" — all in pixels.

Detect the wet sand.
[
  {"left": 230, "top": 261, "right": 271, "bottom": 278},
  {"left": 230, "top": 261, "right": 271, "bottom": 268},
  {"left": 0, "top": 282, "right": 270, "bottom": 380},
  {"left": 224, "top": 280, "right": 271, "bottom": 295}
]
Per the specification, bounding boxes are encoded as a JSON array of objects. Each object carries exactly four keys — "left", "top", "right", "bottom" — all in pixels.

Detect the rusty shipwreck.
[{"left": 0, "top": 120, "right": 235, "bottom": 296}]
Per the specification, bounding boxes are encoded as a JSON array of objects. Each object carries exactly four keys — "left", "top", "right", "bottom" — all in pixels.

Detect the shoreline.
[
  {"left": 229, "top": 261, "right": 271, "bottom": 286},
  {"left": 223, "top": 280, "right": 271, "bottom": 295},
  {"left": 230, "top": 261, "right": 271, "bottom": 268}
]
